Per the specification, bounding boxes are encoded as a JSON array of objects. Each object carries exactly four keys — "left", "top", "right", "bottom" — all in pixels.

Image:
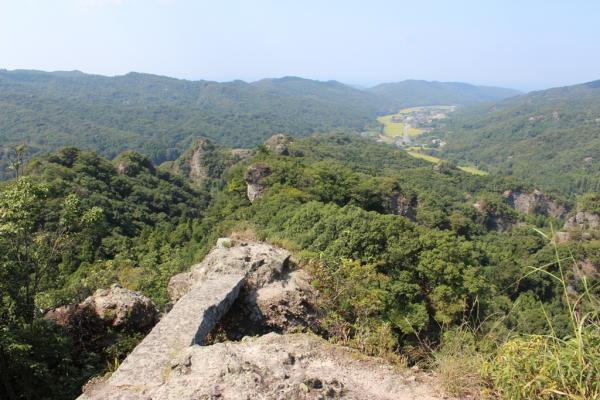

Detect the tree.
[{"left": 0, "top": 177, "right": 102, "bottom": 399}]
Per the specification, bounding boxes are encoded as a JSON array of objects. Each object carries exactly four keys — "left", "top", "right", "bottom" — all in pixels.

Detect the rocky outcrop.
[
  {"left": 84, "top": 330, "right": 447, "bottom": 400},
  {"left": 45, "top": 285, "right": 159, "bottom": 359},
  {"left": 209, "top": 261, "right": 318, "bottom": 340},
  {"left": 79, "top": 240, "right": 450, "bottom": 400},
  {"left": 564, "top": 211, "right": 600, "bottom": 230},
  {"left": 264, "top": 134, "right": 294, "bottom": 155},
  {"left": 503, "top": 189, "right": 568, "bottom": 217},
  {"left": 166, "top": 139, "right": 211, "bottom": 186},
  {"left": 45, "top": 284, "right": 159, "bottom": 332},
  {"left": 388, "top": 191, "right": 416, "bottom": 220},
  {"left": 164, "top": 138, "right": 245, "bottom": 186},
  {"left": 155, "top": 333, "right": 447, "bottom": 400},
  {"left": 186, "top": 139, "right": 209, "bottom": 185},
  {"left": 168, "top": 238, "right": 291, "bottom": 303},
  {"left": 80, "top": 243, "right": 255, "bottom": 399},
  {"left": 244, "top": 162, "right": 272, "bottom": 202},
  {"left": 169, "top": 238, "right": 317, "bottom": 339}
]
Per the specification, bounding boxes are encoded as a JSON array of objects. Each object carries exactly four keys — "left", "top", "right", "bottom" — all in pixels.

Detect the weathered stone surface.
[
  {"left": 210, "top": 258, "right": 318, "bottom": 341},
  {"left": 187, "top": 139, "right": 209, "bottom": 186},
  {"left": 168, "top": 239, "right": 291, "bottom": 303},
  {"left": 45, "top": 284, "right": 159, "bottom": 332},
  {"left": 504, "top": 189, "right": 568, "bottom": 217},
  {"left": 79, "top": 240, "right": 449, "bottom": 400},
  {"left": 573, "top": 259, "right": 600, "bottom": 280},
  {"left": 82, "top": 240, "right": 293, "bottom": 399},
  {"left": 169, "top": 239, "right": 316, "bottom": 339},
  {"left": 264, "top": 134, "right": 293, "bottom": 155},
  {"left": 564, "top": 211, "right": 600, "bottom": 230},
  {"left": 244, "top": 163, "right": 272, "bottom": 202},
  {"left": 388, "top": 191, "right": 416, "bottom": 220},
  {"left": 154, "top": 333, "right": 447, "bottom": 400},
  {"left": 81, "top": 267, "right": 248, "bottom": 398}
]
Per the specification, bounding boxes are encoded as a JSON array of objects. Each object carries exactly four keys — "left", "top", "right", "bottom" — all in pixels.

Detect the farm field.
[
  {"left": 377, "top": 114, "right": 423, "bottom": 138},
  {"left": 406, "top": 150, "right": 488, "bottom": 175}
]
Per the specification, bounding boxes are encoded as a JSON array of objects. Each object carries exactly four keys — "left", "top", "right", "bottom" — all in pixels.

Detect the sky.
[{"left": 0, "top": 0, "right": 599, "bottom": 91}]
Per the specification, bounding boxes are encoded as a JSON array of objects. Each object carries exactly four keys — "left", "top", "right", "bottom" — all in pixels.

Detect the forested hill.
[
  {"left": 4, "top": 133, "right": 600, "bottom": 398},
  {"left": 0, "top": 70, "right": 520, "bottom": 179},
  {"left": 0, "top": 70, "right": 381, "bottom": 177},
  {"left": 368, "top": 80, "right": 521, "bottom": 107},
  {"left": 437, "top": 79, "right": 600, "bottom": 195}
]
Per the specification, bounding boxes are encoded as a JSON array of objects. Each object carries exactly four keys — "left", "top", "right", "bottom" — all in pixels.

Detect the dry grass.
[{"left": 434, "top": 329, "right": 486, "bottom": 399}]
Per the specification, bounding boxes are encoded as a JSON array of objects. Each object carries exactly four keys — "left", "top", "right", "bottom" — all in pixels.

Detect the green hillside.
[
  {"left": 368, "top": 80, "right": 521, "bottom": 107},
  {"left": 0, "top": 71, "right": 383, "bottom": 178},
  {"left": 3, "top": 134, "right": 599, "bottom": 399},
  {"left": 437, "top": 80, "right": 600, "bottom": 195},
  {"left": 0, "top": 70, "right": 523, "bottom": 180}
]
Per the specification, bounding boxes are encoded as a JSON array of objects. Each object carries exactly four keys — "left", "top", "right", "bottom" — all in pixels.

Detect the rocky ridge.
[{"left": 79, "top": 239, "right": 451, "bottom": 400}]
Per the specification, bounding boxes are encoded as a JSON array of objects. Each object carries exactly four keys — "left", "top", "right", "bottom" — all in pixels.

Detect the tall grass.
[
  {"left": 484, "top": 227, "right": 600, "bottom": 399},
  {"left": 434, "top": 226, "right": 600, "bottom": 399}
]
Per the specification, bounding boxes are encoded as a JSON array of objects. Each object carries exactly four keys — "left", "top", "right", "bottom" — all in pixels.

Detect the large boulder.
[
  {"left": 264, "top": 134, "right": 294, "bottom": 155},
  {"left": 45, "top": 284, "right": 159, "bottom": 333},
  {"left": 168, "top": 238, "right": 318, "bottom": 339},
  {"left": 244, "top": 163, "right": 272, "bottom": 202},
  {"left": 504, "top": 189, "right": 568, "bottom": 218},
  {"left": 564, "top": 211, "right": 600, "bottom": 230}
]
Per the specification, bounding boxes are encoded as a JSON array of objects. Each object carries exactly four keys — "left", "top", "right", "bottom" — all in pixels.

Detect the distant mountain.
[
  {"left": 0, "top": 70, "right": 521, "bottom": 179},
  {"left": 438, "top": 80, "right": 600, "bottom": 194},
  {"left": 368, "top": 80, "right": 521, "bottom": 107},
  {"left": 0, "top": 70, "right": 384, "bottom": 178},
  {"left": 251, "top": 76, "right": 387, "bottom": 110}
]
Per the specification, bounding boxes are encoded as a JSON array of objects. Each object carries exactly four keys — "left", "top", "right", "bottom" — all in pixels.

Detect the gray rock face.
[
  {"left": 264, "top": 134, "right": 293, "bottom": 155},
  {"left": 504, "top": 189, "right": 568, "bottom": 217},
  {"left": 81, "top": 240, "right": 293, "bottom": 399},
  {"left": 564, "top": 211, "right": 600, "bottom": 230},
  {"left": 155, "top": 333, "right": 446, "bottom": 400},
  {"left": 210, "top": 260, "right": 318, "bottom": 341},
  {"left": 79, "top": 240, "right": 448, "bottom": 400},
  {"left": 168, "top": 238, "right": 317, "bottom": 339},
  {"left": 168, "top": 238, "right": 291, "bottom": 303},
  {"left": 80, "top": 261, "right": 249, "bottom": 398},
  {"left": 388, "top": 192, "right": 416, "bottom": 220},
  {"left": 45, "top": 284, "right": 159, "bottom": 332},
  {"left": 244, "top": 163, "right": 272, "bottom": 202},
  {"left": 187, "top": 139, "right": 209, "bottom": 186}
]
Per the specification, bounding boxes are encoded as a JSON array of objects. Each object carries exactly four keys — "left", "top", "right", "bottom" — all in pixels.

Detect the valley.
[
  {"left": 0, "top": 71, "right": 598, "bottom": 400},
  {"left": 2, "top": 2, "right": 599, "bottom": 399},
  {"left": 375, "top": 106, "right": 488, "bottom": 175},
  {"left": 436, "top": 79, "right": 600, "bottom": 194}
]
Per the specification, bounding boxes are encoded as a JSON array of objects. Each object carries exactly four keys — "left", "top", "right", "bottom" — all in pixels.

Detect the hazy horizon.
[
  {"left": 1, "top": 67, "right": 533, "bottom": 93},
  {"left": 1, "top": 0, "right": 599, "bottom": 91}
]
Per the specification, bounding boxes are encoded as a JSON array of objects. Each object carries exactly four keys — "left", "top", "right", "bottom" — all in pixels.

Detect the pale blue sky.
[{"left": 1, "top": 0, "right": 598, "bottom": 90}]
